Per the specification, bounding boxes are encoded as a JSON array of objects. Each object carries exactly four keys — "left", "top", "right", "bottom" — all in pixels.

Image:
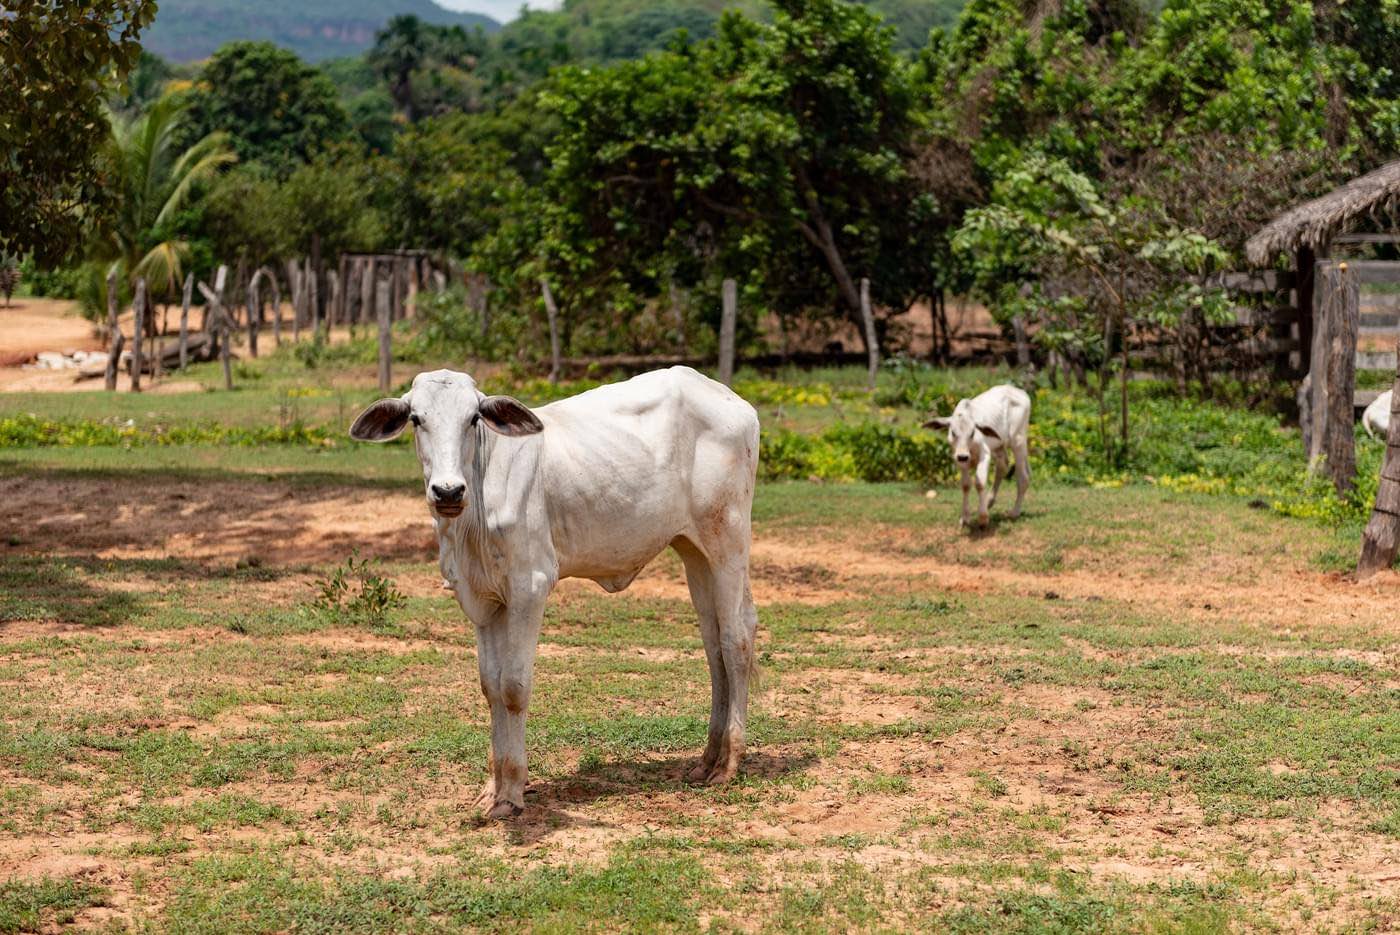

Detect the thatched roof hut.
[{"left": 1246, "top": 159, "right": 1400, "bottom": 266}]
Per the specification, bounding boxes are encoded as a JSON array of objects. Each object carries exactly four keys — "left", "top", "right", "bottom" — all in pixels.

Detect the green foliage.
[
  {"left": 0, "top": 415, "right": 339, "bottom": 449},
  {"left": 178, "top": 42, "right": 352, "bottom": 177},
  {"left": 311, "top": 552, "right": 408, "bottom": 630},
  {"left": 0, "top": 0, "right": 158, "bottom": 265}
]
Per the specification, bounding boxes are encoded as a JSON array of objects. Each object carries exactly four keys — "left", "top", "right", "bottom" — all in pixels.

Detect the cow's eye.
[{"left": 410, "top": 414, "right": 421, "bottom": 428}]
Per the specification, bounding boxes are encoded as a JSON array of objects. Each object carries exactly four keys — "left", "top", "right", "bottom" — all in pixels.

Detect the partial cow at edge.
[
  {"left": 349, "top": 366, "right": 760, "bottom": 819},
  {"left": 1363, "top": 390, "right": 1392, "bottom": 440},
  {"left": 924, "top": 384, "right": 1031, "bottom": 528}
]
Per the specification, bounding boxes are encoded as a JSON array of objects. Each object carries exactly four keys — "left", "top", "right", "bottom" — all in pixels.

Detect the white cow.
[
  {"left": 1364, "top": 390, "right": 1392, "bottom": 440},
  {"left": 350, "top": 367, "right": 760, "bottom": 819},
  {"left": 924, "top": 384, "right": 1031, "bottom": 528}
]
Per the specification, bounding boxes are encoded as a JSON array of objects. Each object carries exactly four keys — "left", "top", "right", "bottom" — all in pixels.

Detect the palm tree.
[{"left": 97, "top": 94, "right": 236, "bottom": 323}]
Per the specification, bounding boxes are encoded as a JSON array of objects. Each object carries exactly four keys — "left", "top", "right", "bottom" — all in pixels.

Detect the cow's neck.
[{"left": 439, "top": 422, "right": 504, "bottom": 602}]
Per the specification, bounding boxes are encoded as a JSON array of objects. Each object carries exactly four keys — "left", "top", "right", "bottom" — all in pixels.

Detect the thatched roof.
[{"left": 1246, "top": 159, "right": 1400, "bottom": 266}]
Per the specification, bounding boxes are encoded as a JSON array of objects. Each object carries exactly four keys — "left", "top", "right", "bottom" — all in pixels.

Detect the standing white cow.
[
  {"left": 1363, "top": 390, "right": 1392, "bottom": 440},
  {"left": 924, "top": 384, "right": 1031, "bottom": 528},
  {"left": 350, "top": 367, "right": 760, "bottom": 819}
]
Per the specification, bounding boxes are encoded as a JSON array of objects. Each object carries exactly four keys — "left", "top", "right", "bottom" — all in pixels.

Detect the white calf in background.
[
  {"left": 925, "top": 384, "right": 1031, "bottom": 528},
  {"left": 1363, "top": 390, "right": 1392, "bottom": 440}
]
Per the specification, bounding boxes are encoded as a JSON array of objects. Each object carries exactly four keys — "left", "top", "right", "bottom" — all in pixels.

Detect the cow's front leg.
[
  {"left": 975, "top": 455, "right": 992, "bottom": 527},
  {"left": 959, "top": 468, "right": 972, "bottom": 527},
  {"left": 474, "top": 588, "right": 546, "bottom": 819}
]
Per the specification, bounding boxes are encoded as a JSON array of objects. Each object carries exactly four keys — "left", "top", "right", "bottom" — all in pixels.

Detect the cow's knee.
[{"left": 501, "top": 675, "right": 530, "bottom": 714}]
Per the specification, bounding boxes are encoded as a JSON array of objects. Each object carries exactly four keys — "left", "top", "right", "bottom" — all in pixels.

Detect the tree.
[
  {"left": 96, "top": 95, "right": 237, "bottom": 305},
  {"left": 368, "top": 15, "right": 490, "bottom": 121},
  {"left": 536, "top": 0, "right": 930, "bottom": 354},
  {"left": 178, "top": 42, "right": 350, "bottom": 177},
  {"left": 203, "top": 168, "right": 292, "bottom": 273},
  {"left": 0, "top": 0, "right": 157, "bottom": 265}
]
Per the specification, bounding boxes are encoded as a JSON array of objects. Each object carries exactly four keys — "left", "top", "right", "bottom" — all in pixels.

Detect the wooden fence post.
[
  {"left": 361, "top": 259, "right": 375, "bottom": 336},
  {"left": 179, "top": 272, "right": 193, "bottom": 369},
  {"left": 308, "top": 257, "right": 320, "bottom": 338},
  {"left": 130, "top": 277, "right": 146, "bottom": 392},
  {"left": 247, "top": 274, "right": 259, "bottom": 359},
  {"left": 860, "top": 277, "right": 878, "bottom": 391},
  {"left": 719, "top": 278, "right": 737, "bottom": 387},
  {"left": 1012, "top": 314, "right": 1031, "bottom": 368},
  {"left": 104, "top": 268, "right": 121, "bottom": 391},
  {"left": 1359, "top": 341, "right": 1400, "bottom": 577},
  {"left": 377, "top": 278, "right": 392, "bottom": 393},
  {"left": 286, "top": 259, "right": 302, "bottom": 343},
  {"left": 1318, "top": 262, "right": 1358, "bottom": 495},
  {"left": 200, "top": 266, "right": 231, "bottom": 390},
  {"left": 540, "top": 278, "right": 562, "bottom": 385},
  {"left": 267, "top": 268, "right": 282, "bottom": 347}
]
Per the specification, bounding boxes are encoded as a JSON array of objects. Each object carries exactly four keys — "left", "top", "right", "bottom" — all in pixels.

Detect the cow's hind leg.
[
  {"left": 1011, "top": 436, "right": 1031, "bottom": 519},
  {"left": 675, "top": 539, "right": 727, "bottom": 782},
  {"left": 676, "top": 530, "right": 757, "bottom": 785},
  {"left": 709, "top": 567, "right": 757, "bottom": 784},
  {"left": 989, "top": 449, "right": 1008, "bottom": 510}
]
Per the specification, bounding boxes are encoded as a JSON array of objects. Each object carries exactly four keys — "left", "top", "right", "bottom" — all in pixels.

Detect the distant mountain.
[{"left": 143, "top": 0, "right": 501, "bottom": 63}]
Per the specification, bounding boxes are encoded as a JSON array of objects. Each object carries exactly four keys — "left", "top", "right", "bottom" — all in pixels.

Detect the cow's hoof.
[
  {"left": 1009, "top": 509, "right": 1022, "bottom": 519},
  {"left": 977, "top": 514, "right": 990, "bottom": 528},
  {"left": 686, "top": 762, "right": 715, "bottom": 783},
  {"left": 484, "top": 800, "right": 524, "bottom": 820},
  {"left": 704, "top": 764, "right": 738, "bottom": 785}
]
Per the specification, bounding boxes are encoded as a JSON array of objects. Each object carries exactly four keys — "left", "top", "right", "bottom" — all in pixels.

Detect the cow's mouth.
[{"left": 434, "top": 502, "right": 464, "bottom": 518}]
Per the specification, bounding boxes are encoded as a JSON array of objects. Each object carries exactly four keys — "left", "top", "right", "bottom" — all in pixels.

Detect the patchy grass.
[{"left": 2, "top": 359, "right": 1398, "bottom": 930}]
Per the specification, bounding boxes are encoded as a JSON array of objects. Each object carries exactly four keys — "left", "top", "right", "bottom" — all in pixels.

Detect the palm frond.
[{"left": 133, "top": 241, "right": 190, "bottom": 299}]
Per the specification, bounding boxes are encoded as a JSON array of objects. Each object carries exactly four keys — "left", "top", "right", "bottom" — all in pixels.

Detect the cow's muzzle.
[
  {"left": 955, "top": 453, "right": 971, "bottom": 464},
  {"left": 431, "top": 482, "right": 466, "bottom": 517}
]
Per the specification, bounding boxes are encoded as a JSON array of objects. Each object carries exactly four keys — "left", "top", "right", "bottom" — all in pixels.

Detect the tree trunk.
[
  {"left": 540, "top": 277, "right": 562, "bottom": 385},
  {"left": 1321, "top": 262, "right": 1358, "bottom": 495},
  {"left": 860, "top": 277, "right": 878, "bottom": 391},
  {"left": 718, "top": 278, "right": 737, "bottom": 387},
  {"left": 104, "top": 268, "right": 121, "bottom": 391},
  {"left": 1359, "top": 345, "right": 1400, "bottom": 577}
]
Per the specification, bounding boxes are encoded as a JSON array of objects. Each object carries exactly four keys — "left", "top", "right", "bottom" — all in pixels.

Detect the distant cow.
[
  {"left": 1364, "top": 390, "right": 1392, "bottom": 440},
  {"left": 924, "top": 384, "right": 1031, "bottom": 528},
  {"left": 350, "top": 367, "right": 760, "bottom": 819}
]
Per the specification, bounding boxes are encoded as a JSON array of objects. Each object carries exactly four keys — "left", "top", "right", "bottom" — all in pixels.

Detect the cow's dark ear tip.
[
  {"left": 350, "top": 398, "right": 411, "bottom": 442},
  {"left": 480, "top": 395, "right": 543, "bottom": 437},
  {"left": 977, "top": 424, "right": 1001, "bottom": 441},
  {"left": 923, "top": 416, "right": 950, "bottom": 431}
]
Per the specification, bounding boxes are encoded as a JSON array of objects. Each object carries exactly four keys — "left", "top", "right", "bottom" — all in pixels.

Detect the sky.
[{"left": 437, "top": 0, "right": 561, "bottom": 22}]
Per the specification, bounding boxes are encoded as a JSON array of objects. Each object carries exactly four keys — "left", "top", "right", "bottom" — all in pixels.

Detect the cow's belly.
[{"left": 555, "top": 524, "right": 678, "bottom": 591}]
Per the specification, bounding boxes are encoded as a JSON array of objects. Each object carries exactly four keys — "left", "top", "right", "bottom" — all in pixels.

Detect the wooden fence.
[{"left": 104, "top": 252, "right": 443, "bottom": 392}]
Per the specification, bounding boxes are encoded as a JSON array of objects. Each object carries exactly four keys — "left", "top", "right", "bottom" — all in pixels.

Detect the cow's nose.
[
  {"left": 431, "top": 482, "right": 466, "bottom": 504},
  {"left": 955, "top": 453, "right": 970, "bottom": 464}
]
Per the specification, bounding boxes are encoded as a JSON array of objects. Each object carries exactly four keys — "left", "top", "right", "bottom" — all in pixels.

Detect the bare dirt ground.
[{"left": 1, "top": 475, "right": 1391, "bottom": 631}]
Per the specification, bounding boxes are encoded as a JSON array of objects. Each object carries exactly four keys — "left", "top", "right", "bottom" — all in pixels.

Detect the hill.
[{"left": 143, "top": 0, "right": 500, "bottom": 63}]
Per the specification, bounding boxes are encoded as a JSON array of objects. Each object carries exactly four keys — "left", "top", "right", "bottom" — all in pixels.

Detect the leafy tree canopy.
[
  {"left": 1, "top": 0, "right": 157, "bottom": 264},
  {"left": 178, "top": 41, "right": 352, "bottom": 177}
]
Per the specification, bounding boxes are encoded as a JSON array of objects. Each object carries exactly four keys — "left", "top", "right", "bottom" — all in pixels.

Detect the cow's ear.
[
  {"left": 977, "top": 424, "right": 1001, "bottom": 441},
  {"left": 923, "top": 416, "right": 951, "bottom": 431},
  {"left": 350, "top": 398, "right": 411, "bottom": 442},
  {"left": 479, "top": 395, "right": 544, "bottom": 437}
]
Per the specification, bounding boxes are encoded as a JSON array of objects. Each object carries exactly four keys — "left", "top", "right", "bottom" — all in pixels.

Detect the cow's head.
[
  {"left": 349, "top": 370, "right": 542, "bottom": 518},
  {"left": 923, "top": 401, "right": 999, "bottom": 466}
]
